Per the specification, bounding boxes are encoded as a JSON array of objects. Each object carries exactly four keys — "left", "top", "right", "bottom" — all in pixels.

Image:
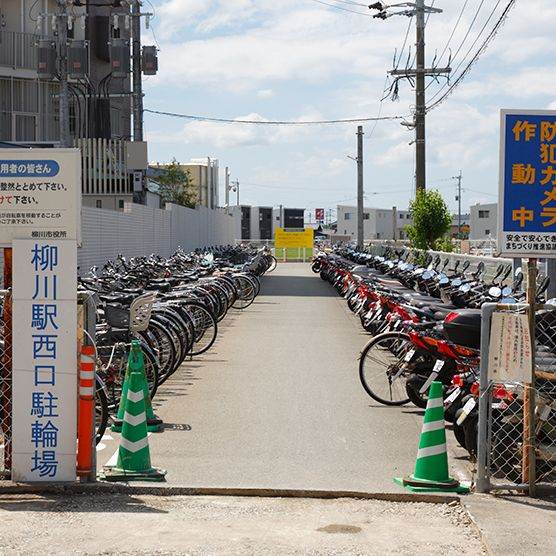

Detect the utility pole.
[
  {"left": 131, "top": 0, "right": 143, "bottom": 141},
  {"left": 225, "top": 166, "right": 230, "bottom": 213},
  {"left": 57, "top": 0, "right": 71, "bottom": 148},
  {"left": 453, "top": 170, "right": 462, "bottom": 238},
  {"left": 357, "top": 126, "right": 364, "bottom": 250},
  {"left": 415, "top": 0, "right": 426, "bottom": 191},
  {"left": 371, "top": 2, "right": 450, "bottom": 192}
]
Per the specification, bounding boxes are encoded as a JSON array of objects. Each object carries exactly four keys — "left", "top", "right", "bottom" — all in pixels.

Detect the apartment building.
[
  {"left": 231, "top": 206, "right": 306, "bottom": 240},
  {"left": 336, "top": 205, "right": 412, "bottom": 241},
  {"left": 1, "top": 0, "right": 149, "bottom": 210}
]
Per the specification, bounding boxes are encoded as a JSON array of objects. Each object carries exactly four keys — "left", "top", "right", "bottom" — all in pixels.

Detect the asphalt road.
[{"left": 99, "top": 263, "right": 460, "bottom": 491}]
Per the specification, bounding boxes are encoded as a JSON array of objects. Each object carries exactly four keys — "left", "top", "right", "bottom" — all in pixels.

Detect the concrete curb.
[{"left": 0, "top": 482, "right": 461, "bottom": 504}]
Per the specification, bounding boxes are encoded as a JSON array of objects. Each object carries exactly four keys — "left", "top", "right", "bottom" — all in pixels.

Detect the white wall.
[
  {"left": 470, "top": 203, "right": 497, "bottom": 240},
  {"left": 336, "top": 205, "right": 412, "bottom": 240},
  {"left": 77, "top": 202, "right": 241, "bottom": 272}
]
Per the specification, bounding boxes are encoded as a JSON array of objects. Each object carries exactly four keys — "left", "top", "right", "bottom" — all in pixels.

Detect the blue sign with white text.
[
  {"left": 0, "top": 160, "right": 60, "bottom": 177},
  {"left": 500, "top": 111, "right": 556, "bottom": 256}
]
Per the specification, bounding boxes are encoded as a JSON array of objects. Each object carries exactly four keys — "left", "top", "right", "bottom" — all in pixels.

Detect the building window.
[
  {"left": 118, "top": 199, "right": 125, "bottom": 209},
  {"left": 96, "top": 200, "right": 102, "bottom": 209},
  {"left": 485, "top": 229, "right": 490, "bottom": 235},
  {"left": 399, "top": 213, "right": 404, "bottom": 219},
  {"left": 479, "top": 210, "right": 490, "bottom": 218},
  {"left": 377, "top": 233, "right": 381, "bottom": 239},
  {"left": 363, "top": 213, "right": 370, "bottom": 220},
  {"left": 345, "top": 213, "right": 351, "bottom": 220}
]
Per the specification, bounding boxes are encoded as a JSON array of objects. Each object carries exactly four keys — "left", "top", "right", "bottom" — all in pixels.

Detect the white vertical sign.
[
  {"left": 12, "top": 239, "right": 77, "bottom": 482},
  {"left": 488, "top": 312, "right": 532, "bottom": 383}
]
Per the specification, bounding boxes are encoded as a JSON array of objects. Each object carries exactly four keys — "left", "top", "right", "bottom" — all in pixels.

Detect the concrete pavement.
[
  {"left": 99, "top": 263, "right": 451, "bottom": 490},
  {"left": 0, "top": 493, "right": 485, "bottom": 555}
]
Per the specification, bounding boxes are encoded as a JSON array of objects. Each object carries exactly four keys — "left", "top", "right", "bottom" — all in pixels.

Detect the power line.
[
  {"left": 424, "top": 0, "right": 470, "bottom": 91},
  {"left": 144, "top": 108, "right": 405, "bottom": 125},
  {"left": 427, "top": 0, "right": 516, "bottom": 112},
  {"left": 307, "top": 0, "right": 372, "bottom": 16}
]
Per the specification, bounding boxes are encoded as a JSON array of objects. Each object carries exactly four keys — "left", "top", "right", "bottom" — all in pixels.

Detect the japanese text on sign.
[
  {"left": 12, "top": 240, "right": 77, "bottom": 482},
  {"left": 0, "top": 149, "right": 81, "bottom": 246},
  {"left": 275, "top": 227, "right": 314, "bottom": 249},
  {"left": 499, "top": 110, "right": 556, "bottom": 257}
]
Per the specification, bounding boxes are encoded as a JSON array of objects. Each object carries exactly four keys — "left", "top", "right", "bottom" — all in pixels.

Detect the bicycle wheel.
[
  {"left": 184, "top": 302, "right": 218, "bottom": 356},
  {"left": 359, "top": 331, "right": 413, "bottom": 406},
  {"left": 232, "top": 275, "right": 256, "bottom": 309}
]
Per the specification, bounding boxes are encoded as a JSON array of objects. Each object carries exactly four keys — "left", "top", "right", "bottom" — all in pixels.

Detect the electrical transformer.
[
  {"left": 109, "top": 38, "right": 130, "bottom": 77},
  {"left": 141, "top": 45, "right": 158, "bottom": 75},
  {"left": 68, "top": 40, "right": 89, "bottom": 78},
  {"left": 37, "top": 39, "right": 57, "bottom": 79}
]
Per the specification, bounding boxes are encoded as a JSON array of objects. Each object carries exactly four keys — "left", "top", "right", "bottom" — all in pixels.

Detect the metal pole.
[
  {"left": 357, "top": 125, "right": 364, "bottom": 250},
  {"left": 225, "top": 166, "right": 230, "bottom": 214},
  {"left": 57, "top": 0, "right": 71, "bottom": 147},
  {"left": 524, "top": 258, "right": 537, "bottom": 497},
  {"left": 132, "top": 0, "right": 143, "bottom": 142},
  {"left": 476, "top": 303, "right": 496, "bottom": 493},
  {"left": 415, "top": 0, "right": 426, "bottom": 191},
  {"left": 457, "top": 171, "right": 462, "bottom": 238},
  {"left": 236, "top": 180, "right": 240, "bottom": 206}
]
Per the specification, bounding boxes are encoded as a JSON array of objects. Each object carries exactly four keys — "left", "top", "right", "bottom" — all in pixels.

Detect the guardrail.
[
  {"left": 366, "top": 243, "right": 513, "bottom": 283},
  {"left": 234, "top": 239, "right": 314, "bottom": 262}
]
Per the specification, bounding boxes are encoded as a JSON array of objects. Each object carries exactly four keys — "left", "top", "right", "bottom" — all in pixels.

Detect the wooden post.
[
  {"left": 1, "top": 247, "right": 12, "bottom": 473},
  {"left": 523, "top": 258, "right": 537, "bottom": 496}
]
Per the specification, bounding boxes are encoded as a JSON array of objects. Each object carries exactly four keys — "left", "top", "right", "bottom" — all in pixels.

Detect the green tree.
[
  {"left": 158, "top": 158, "right": 195, "bottom": 208},
  {"left": 406, "top": 189, "right": 452, "bottom": 250}
]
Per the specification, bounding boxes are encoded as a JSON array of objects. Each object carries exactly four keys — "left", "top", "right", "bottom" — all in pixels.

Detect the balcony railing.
[{"left": 0, "top": 30, "right": 38, "bottom": 70}]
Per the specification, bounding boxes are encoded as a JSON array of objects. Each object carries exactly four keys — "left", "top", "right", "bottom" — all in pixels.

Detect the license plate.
[
  {"left": 419, "top": 360, "right": 444, "bottom": 394},
  {"left": 404, "top": 349, "right": 416, "bottom": 362},
  {"left": 444, "top": 387, "right": 461, "bottom": 407},
  {"left": 456, "top": 397, "right": 477, "bottom": 426}
]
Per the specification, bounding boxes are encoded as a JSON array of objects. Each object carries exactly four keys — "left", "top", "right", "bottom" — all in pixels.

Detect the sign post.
[
  {"left": 0, "top": 148, "right": 81, "bottom": 482},
  {"left": 496, "top": 110, "right": 556, "bottom": 496}
]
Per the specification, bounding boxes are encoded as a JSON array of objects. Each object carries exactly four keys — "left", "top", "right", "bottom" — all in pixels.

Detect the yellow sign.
[{"left": 275, "top": 227, "right": 314, "bottom": 248}]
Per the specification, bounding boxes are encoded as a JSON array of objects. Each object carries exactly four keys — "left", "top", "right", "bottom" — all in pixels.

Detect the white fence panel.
[{"left": 77, "top": 203, "right": 240, "bottom": 272}]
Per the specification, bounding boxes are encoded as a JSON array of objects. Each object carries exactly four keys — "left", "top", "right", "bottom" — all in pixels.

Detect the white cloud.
[{"left": 257, "top": 89, "right": 274, "bottom": 99}]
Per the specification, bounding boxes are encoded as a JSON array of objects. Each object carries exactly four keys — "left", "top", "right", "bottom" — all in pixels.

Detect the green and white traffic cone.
[
  {"left": 111, "top": 340, "right": 163, "bottom": 433},
  {"left": 102, "top": 370, "right": 166, "bottom": 482},
  {"left": 394, "top": 381, "right": 469, "bottom": 493}
]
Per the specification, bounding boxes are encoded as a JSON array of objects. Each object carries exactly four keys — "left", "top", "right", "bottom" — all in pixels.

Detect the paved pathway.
[{"left": 99, "top": 263, "right": 467, "bottom": 490}]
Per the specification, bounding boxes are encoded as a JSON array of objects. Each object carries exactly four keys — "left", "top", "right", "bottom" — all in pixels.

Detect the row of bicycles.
[
  {"left": 312, "top": 247, "right": 556, "bottom": 482},
  {"left": 83, "top": 246, "right": 276, "bottom": 442}
]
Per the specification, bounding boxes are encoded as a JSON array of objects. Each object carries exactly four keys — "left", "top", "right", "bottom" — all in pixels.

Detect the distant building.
[
  {"left": 470, "top": 203, "right": 497, "bottom": 240},
  {"left": 150, "top": 158, "right": 219, "bottom": 209},
  {"left": 231, "top": 205, "right": 305, "bottom": 240},
  {"left": 336, "top": 205, "right": 412, "bottom": 241}
]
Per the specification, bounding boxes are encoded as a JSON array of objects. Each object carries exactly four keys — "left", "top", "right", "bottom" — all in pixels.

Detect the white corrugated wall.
[{"left": 76, "top": 203, "right": 241, "bottom": 273}]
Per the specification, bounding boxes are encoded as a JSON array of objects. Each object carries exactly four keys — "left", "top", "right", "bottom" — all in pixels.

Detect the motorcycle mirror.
[
  {"left": 489, "top": 286, "right": 502, "bottom": 298},
  {"left": 515, "top": 266, "right": 522, "bottom": 276},
  {"left": 462, "top": 260, "right": 470, "bottom": 271}
]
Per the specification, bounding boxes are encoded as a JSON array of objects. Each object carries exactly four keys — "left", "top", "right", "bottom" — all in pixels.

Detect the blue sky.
[{"left": 142, "top": 0, "right": 556, "bottom": 215}]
